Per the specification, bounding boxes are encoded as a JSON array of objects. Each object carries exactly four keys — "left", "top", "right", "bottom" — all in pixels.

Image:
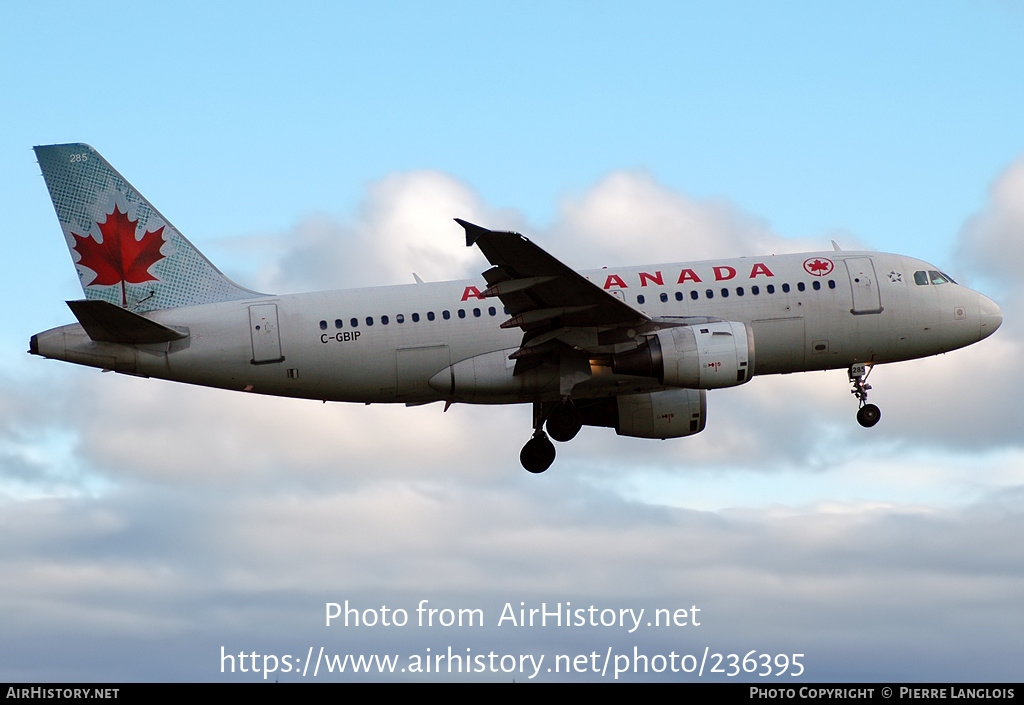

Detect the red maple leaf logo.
[
  {"left": 71, "top": 207, "right": 166, "bottom": 306},
  {"left": 803, "top": 257, "right": 834, "bottom": 276}
]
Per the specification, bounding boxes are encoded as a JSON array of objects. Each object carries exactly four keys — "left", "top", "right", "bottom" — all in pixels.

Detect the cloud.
[
  {"left": 51, "top": 371, "right": 525, "bottom": 488},
  {"left": 2, "top": 474, "right": 1022, "bottom": 681},
  {"left": 551, "top": 171, "right": 800, "bottom": 268},
  {"left": 247, "top": 172, "right": 505, "bottom": 294},
  {"left": 5, "top": 166, "right": 1022, "bottom": 681},
  {"left": 958, "top": 156, "right": 1024, "bottom": 285},
  {"left": 240, "top": 169, "right": 832, "bottom": 298},
  {"left": 957, "top": 154, "right": 1024, "bottom": 336},
  {"left": 12, "top": 166, "right": 1016, "bottom": 494}
]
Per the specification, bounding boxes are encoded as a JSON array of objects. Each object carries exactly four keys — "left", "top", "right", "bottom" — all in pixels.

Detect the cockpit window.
[
  {"left": 929, "top": 271, "right": 950, "bottom": 285},
  {"left": 914, "top": 271, "right": 929, "bottom": 286},
  {"left": 940, "top": 271, "right": 957, "bottom": 284}
]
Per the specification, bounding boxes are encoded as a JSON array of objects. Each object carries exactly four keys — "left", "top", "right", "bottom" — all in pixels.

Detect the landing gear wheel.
[
  {"left": 546, "top": 403, "right": 582, "bottom": 442},
  {"left": 848, "top": 363, "right": 882, "bottom": 429},
  {"left": 857, "top": 403, "right": 881, "bottom": 428},
  {"left": 520, "top": 433, "right": 556, "bottom": 474}
]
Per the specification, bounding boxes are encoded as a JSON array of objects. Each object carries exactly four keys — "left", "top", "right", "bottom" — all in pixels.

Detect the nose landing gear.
[{"left": 849, "top": 363, "right": 881, "bottom": 428}]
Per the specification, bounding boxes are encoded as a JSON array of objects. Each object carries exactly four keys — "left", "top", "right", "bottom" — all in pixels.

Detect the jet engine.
[
  {"left": 612, "top": 321, "right": 754, "bottom": 389},
  {"left": 575, "top": 388, "right": 707, "bottom": 439},
  {"left": 615, "top": 388, "right": 707, "bottom": 439}
]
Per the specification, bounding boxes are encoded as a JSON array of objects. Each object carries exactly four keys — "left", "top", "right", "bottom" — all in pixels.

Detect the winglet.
[{"left": 455, "top": 218, "right": 492, "bottom": 247}]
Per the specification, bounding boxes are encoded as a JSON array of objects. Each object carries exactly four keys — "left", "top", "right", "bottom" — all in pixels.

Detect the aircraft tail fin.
[{"left": 34, "top": 143, "right": 261, "bottom": 312}]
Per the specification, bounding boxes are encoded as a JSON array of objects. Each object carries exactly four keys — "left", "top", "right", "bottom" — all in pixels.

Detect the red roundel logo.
[{"left": 803, "top": 257, "right": 834, "bottom": 277}]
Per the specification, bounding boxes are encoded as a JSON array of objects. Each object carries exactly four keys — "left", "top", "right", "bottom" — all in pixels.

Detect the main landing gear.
[
  {"left": 520, "top": 432, "right": 555, "bottom": 474},
  {"left": 848, "top": 363, "right": 881, "bottom": 428},
  {"left": 520, "top": 401, "right": 583, "bottom": 473}
]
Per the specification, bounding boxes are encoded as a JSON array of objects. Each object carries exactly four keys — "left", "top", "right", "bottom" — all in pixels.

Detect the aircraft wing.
[{"left": 457, "top": 219, "right": 651, "bottom": 366}]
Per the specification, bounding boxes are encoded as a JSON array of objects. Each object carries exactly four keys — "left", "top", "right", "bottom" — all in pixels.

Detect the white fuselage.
[{"left": 32, "top": 250, "right": 1001, "bottom": 406}]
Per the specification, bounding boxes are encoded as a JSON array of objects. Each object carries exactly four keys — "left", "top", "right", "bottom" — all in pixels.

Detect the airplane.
[{"left": 29, "top": 143, "right": 1003, "bottom": 473}]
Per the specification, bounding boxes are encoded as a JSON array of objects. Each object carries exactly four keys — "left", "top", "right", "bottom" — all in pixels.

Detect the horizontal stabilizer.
[{"left": 66, "top": 299, "right": 188, "bottom": 344}]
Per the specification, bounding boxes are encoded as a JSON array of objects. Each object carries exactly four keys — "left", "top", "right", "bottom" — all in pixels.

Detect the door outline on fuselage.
[
  {"left": 845, "top": 257, "right": 883, "bottom": 315},
  {"left": 249, "top": 303, "right": 285, "bottom": 364}
]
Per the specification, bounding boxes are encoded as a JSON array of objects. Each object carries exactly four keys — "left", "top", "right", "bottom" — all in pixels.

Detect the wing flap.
[{"left": 456, "top": 219, "right": 649, "bottom": 332}]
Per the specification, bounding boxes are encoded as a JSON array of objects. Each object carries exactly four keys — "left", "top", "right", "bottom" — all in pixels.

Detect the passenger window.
[
  {"left": 488, "top": 306, "right": 496, "bottom": 316},
  {"left": 690, "top": 291, "right": 698, "bottom": 300},
  {"left": 381, "top": 315, "right": 389, "bottom": 325},
  {"left": 797, "top": 282, "right": 805, "bottom": 292},
  {"left": 442, "top": 310, "right": 451, "bottom": 320},
  {"left": 660, "top": 293, "right": 668, "bottom": 303},
  {"left": 396, "top": 314, "right": 404, "bottom": 324},
  {"left": 914, "top": 271, "right": 929, "bottom": 286},
  {"left": 828, "top": 280, "right": 836, "bottom": 289},
  {"left": 350, "top": 318, "right": 358, "bottom": 328},
  {"left": 637, "top": 295, "right": 645, "bottom": 304},
  {"left": 366, "top": 317, "right": 374, "bottom": 326},
  {"left": 812, "top": 281, "right": 821, "bottom": 290},
  {"left": 412, "top": 313, "right": 420, "bottom": 322},
  {"left": 706, "top": 289, "right": 714, "bottom": 299},
  {"left": 427, "top": 311, "right": 436, "bottom": 321},
  {"left": 782, "top": 283, "right": 791, "bottom": 293},
  {"left": 736, "top": 287, "right": 744, "bottom": 296},
  {"left": 319, "top": 320, "right": 327, "bottom": 330},
  {"left": 675, "top": 292, "right": 683, "bottom": 301},
  {"left": 721, "top": 288, "right": 729, "bottom": 298},
  {"left": 767, "top": 285, "right": 775, "bottom": 294},
  {"left": 751, "top": 286, "right": 759, "bottom": 295},
  {"left": 473, "top": 308, "right": 481, "bottom": 317},
  {"left": 458, "top": 309, "right": 466, "bottom": 319}
]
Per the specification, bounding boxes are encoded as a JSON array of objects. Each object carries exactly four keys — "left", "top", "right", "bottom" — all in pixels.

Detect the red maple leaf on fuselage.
[{"left": 71, "top": 207, "right": 166, "bottom": 306}]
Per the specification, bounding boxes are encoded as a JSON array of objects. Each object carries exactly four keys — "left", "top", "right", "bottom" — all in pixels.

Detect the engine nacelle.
[
  {"left": 575, "top": 389, "right": 707, "bottom": 439},
  {"left": 428, "top": 348, "right": 560, "bottom": 400},
  {"left": 613, "top": 321, "right": 754, "bottom": 389},
  {"left": 616, "top": 388, "right": 707, "bottom": 439}
]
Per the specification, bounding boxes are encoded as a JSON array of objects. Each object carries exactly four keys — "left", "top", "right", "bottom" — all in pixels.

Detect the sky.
[{"left": 1, "top": 1, "right": 1023, "bottom": 683}]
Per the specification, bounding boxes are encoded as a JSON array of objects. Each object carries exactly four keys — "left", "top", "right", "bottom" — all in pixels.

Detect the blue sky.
[{"left": 2, "top": 1, "right": 1022, "bottom": 682}]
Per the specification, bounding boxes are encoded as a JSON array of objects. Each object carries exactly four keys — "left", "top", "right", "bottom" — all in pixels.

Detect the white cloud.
[
  {"left": 5, "top": 166, "right": 1022, "bottom": 681},
  {"left": 238, "top": 169, "right": 839, "bottom": 298},
  {"left": 959, "top": 155, "right": 1024, "bottom": 285},
  {"left": 249, "top": 171, "right": 505, "bottom": 295},
  {"left": 2, "top": 476, "right": 1022, "bottom": 681},
  {"left": 957, "top": 155, "right": 1024, "bottom": 338},
  {"left": 550, "top": 170, "right": 825, "bottom": 269},
  {"left": 11, "top": 165, "right": 1016, "bottom": 492},
  {"left": 59, "top": 372, "right": 526, "bottom": 487}
]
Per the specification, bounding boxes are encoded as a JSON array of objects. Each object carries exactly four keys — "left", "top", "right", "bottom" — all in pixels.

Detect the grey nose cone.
[{"left": 978, "top": 294, "right": 1002, "bottom": 341}]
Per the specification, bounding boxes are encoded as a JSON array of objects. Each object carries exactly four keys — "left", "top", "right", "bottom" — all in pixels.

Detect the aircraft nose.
[{"left": 977, "top": 294, "right": 1002, "bottom": 341}]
